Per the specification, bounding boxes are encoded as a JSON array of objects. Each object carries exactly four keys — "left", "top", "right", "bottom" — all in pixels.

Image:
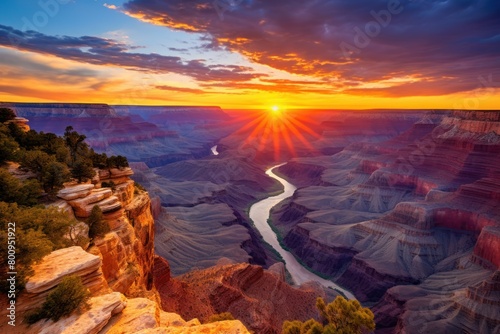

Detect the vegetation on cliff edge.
[
  {"left": 25, "top": 275, "right": 90, "bottom": 324},
  {"left": 0, "top": 108, "right": 130, "bottom": 293},
  {"left": 283, "top": 296, "right": 375, "bottom": 334}
]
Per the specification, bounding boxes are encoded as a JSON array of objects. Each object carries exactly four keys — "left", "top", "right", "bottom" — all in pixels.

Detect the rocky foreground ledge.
[
  {"left": 0, "top": 167, "right": 250, "bottom": 334},
  {"left": 3, "top": 247, "right": 250, "bottom": 334}
]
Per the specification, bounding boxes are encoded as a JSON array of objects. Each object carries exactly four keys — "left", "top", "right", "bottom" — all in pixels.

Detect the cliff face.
[
  {"left": 54, "top": 167, "right": 155, "bottom": 295},
  {"left": 271, "top": 110, "right": 500, "bottom": 333},
  {"left": 0, "top": 167, "right": 251, "bottom": 333},
  {"left": 154, "top": 260, "right": 326, "bottom": 334},
  {"left": 0, "top": 248, "right": 249, "bottom": 334},
  {"left": 1, "top": 102, "right": 118, "bottom": 118}
]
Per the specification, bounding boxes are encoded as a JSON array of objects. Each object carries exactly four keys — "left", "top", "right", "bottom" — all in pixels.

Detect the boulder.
[
  {"left": 101, "top": 298, "right": 159, "bottom": 334},
  {"left": 57, "top": 184, "right": 95, "bottom": 201},
  {"left": 159, "top": 312, "right": 186, "bottom": 327},
  {"left": 135, "top": 320, "right": 250, "bottom": 334},
  {"left": 71, "top": 195, "right": 122, "bottom": 218},
  {"left": 26, "top": 246, "right": 101, "bottom": 294},
  {"left": 39, "top": 292, "right": 127, "bottom": 334},
  {"left": 47, "top": 200, "right": 76, "bottom": 220},
  {"left": 69, "top": 188, "right": 113, "bottom": 208}
]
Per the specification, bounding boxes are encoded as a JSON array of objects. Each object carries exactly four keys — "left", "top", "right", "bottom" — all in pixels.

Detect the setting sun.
[{"left": 271, "top": 106, "right": 280, "bottom": 112}]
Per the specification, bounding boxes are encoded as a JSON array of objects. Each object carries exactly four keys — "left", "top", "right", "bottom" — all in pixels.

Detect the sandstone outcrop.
[
  {"left": 54, "top": 167, "right": 156, "bottom": 295},
  {"left": 0, "top": 247, "right": 108, "bottom": 334},
  {"left": 1, "top": 244, "right": 251, "bottom": 334},
  {"left": 25, "top": 246, "right": 102, "bottom": 294},
  {"left": 136, "top": 320, "right": 251, "bottom": 334},
  {"left": 38, "top": 292, "right": 127, "bottom": 334},
  {"left": 100, "top": 297, "right": 159, "bottom": 334},
  {"left": 49, "top": 167, "right": 156, "bottom": 297},
  {"left": 57, "top": 184, "right": 95, "bottom": 201},
  {"left": 155, "top": 262, "right": 325, "bottom": 334},
  {"left": 5, "top": 116, "right": 30, "bottom": 131}
]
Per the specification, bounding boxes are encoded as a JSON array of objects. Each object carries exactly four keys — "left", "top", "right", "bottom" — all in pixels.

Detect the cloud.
[
  {"left": 0, "top": 48, "right": 106, "bottom": 86},
  {"left": 168, "top": 47, "right": 189, "bottom": 52},
  {"left": 0, "top": 24, "right": 265, "bottom": 83},
  {"left": 155, "top": 84, "right": 206, "bottom": 94},
  {"left": 122, "top": 0, "right": 500, "bottom": 96},
  {"left": 104, "top": 3, "right": 118, "bottom": 10}
]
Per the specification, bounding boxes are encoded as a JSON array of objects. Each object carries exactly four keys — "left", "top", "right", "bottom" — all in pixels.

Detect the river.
[
  {"left": 211, "top": 145, "right": 219, "bottom": 156},
  {"left": 248, "top": 163, "right": 355, "bottom": 299}
]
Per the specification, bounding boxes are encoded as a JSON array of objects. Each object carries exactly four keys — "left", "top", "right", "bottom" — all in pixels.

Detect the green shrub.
[
  {"left": 26, "top": 275, "right": 90, "bottom": 323},
  {"left": 86, "top": 205, "right": 109, "bottom": 240},
  {"left": 282, "top": 296, "right": 375, "bottom": 334},
  {"left": 101, "top": 181, "right": 116, "bottom": 191},
  {"left": 0, "top": 202, "right": 75, "bottom": 293},
  {"left": 134, "top": 182, "right": 146, "bottom": 194},
  {"left": 0, "top": 168, "right": 41, "bottom": 206},
  {"left": 0, "top": 108, "right": 16, "bottom": 123}
]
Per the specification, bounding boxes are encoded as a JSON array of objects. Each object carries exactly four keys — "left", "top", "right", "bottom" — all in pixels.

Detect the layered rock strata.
[
  {"left": 154, "top": 260, "right": 327, "bottom": 334},
  {"left": 271, "top": 111, "right": 500, "bottom": 332}
]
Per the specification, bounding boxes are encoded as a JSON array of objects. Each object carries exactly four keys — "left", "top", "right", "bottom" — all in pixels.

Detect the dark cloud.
[
  {"left": 0, "top": 24, "right": 264, "bottom": 83},
  {"left": 155, "top": 84, "right": 206, "bottom": 93},
  {"left": 123, "top": 0, "right": 500, "bottom": 95},
  {"left": 168, "top": 47, "right": 189, "bottom": 52}
]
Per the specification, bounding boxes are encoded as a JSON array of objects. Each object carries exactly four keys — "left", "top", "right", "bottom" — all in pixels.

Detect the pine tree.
[{"left": 86, "top": 205, "right": 109, "bottom": 240}]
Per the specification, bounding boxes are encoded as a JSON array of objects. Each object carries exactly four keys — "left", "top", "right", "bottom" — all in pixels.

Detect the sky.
[{"left": 0, "top": 0, "right": 499, "bottom": 109}]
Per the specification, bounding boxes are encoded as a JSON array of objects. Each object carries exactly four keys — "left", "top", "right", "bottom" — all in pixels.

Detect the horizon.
[
  {"left": 1, "top": 1, "right": 499, "bottom": 109},
  {"left": 2, "top": 101, "right": 498, "bottom": 112}
]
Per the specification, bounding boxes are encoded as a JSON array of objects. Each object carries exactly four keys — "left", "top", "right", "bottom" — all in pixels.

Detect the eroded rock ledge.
[{"left": 0, "top": 166, "right": 251, "bottom": 334}]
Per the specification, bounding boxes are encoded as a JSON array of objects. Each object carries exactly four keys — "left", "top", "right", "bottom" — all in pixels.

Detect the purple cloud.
[{"left": 122, "top": 0, "right": 500, "bottom": 95}]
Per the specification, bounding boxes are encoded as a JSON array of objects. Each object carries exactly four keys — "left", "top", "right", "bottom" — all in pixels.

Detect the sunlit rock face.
[
  {"left": 270, "top": 110, "right": 500, "bottom": 333},
  {"left": 0, "top": 247, "right": 250, "bottom": 334},
  {"left": 154, "top": 261, "right": 329, "bottom": 334},
  {"left": 52, "top": 168, "right": 155, "bottom": 295}
]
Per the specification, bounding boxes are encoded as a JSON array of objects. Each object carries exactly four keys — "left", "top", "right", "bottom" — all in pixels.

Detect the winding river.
[
  {"left": 211, "top": 145, "right": 219, "bottom": 156},
  {"left": 249, "top": 163, "right": 355, "bottom": 299}
]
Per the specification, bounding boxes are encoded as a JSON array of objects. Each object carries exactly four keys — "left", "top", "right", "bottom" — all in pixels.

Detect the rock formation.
[
  {"left": 154, "top": 261, "right": 327, "bottom": 334},
  {"left": 0, "top": 165, "right": 252, "bottom": 334},
  {"left": 270, "top": 110, "right": 500, "bottom": 333},
  {"left": 0, "top": 246, "right": 250, "bottom": 334},
  {"left": 4, "top": 116, "right": 30, "bottom": 131}
]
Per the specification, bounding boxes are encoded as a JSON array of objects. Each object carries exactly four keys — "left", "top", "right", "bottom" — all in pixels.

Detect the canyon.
[
  {"left": 2, "top": 103, "right": 499, "bottom": 333},
  {"left": 271, "top": 110, "right": 500, "bottom": 333}
]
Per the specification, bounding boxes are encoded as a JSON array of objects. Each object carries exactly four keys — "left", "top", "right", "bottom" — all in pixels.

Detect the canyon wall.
[
  {"left": 154, "top": 259, "right": 329, "bottom": 334},
  {"left": 1, "top": 103, "right": 232, "bottom": 164},
  {"left": 271, "top": 110, "right": 500, "bottom": 333},
  {"left": 0, "top": 165, "right": 252, "bottom": 333}
]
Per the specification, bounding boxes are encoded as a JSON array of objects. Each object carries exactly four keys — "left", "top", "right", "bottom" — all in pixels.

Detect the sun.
[{"left": 232, "top": 107, "right": 321, "bottom": 162}]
